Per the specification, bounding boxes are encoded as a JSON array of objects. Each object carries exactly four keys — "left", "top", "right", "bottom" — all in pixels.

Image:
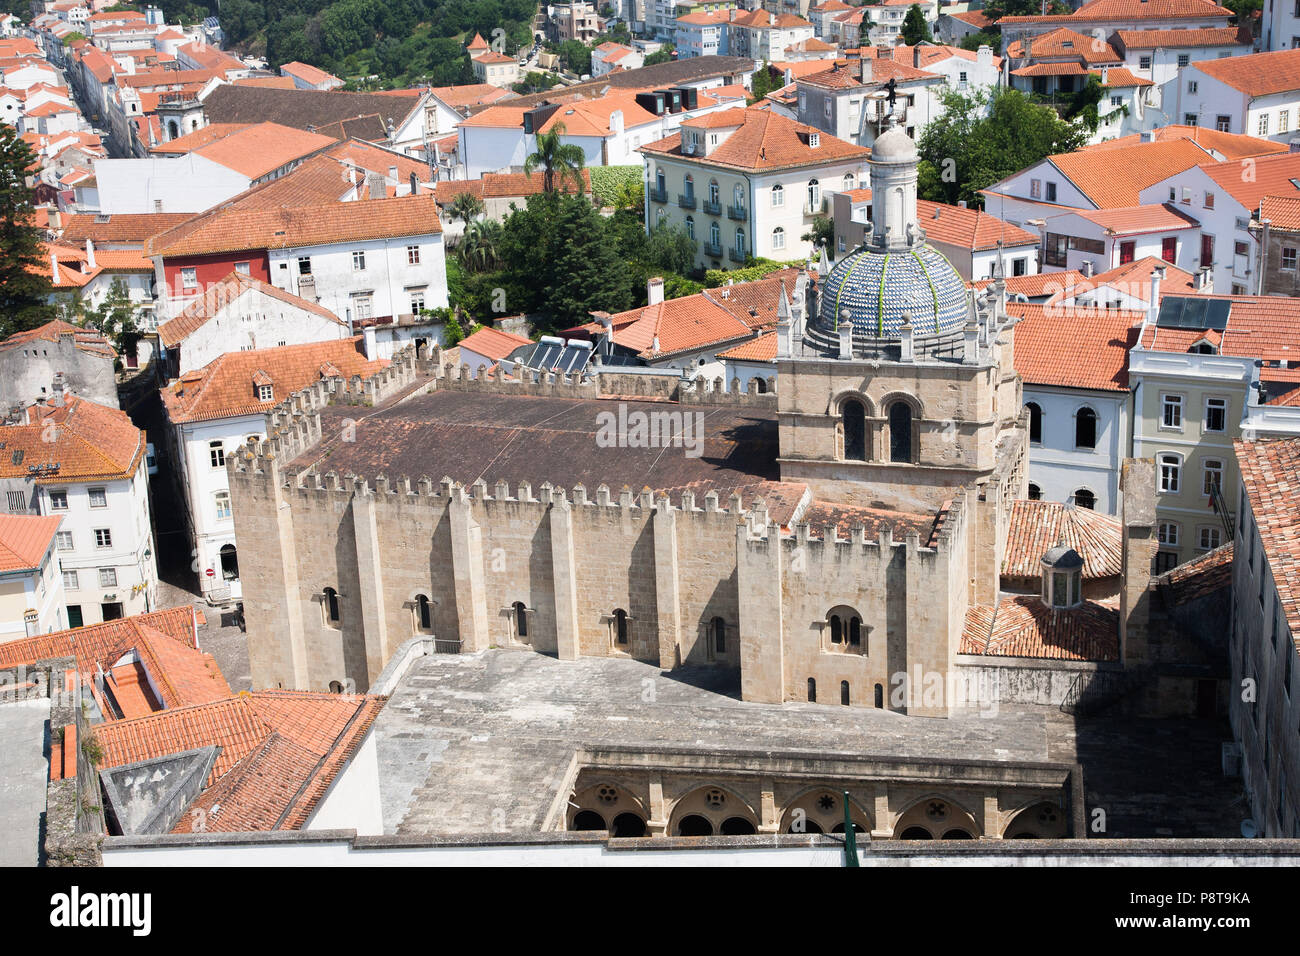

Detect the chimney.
[
  {"left": 85, "top": 237, "right": 95, "bottom": 270},
  {"left": 363, "top": 325, "right": 378, "bottom": 360},
  {"left": 1290, "top": 138, "right": 1300, "bottom": 154},
  {"left": 609, "top": 109, "right": 624, "bottom": 135},
  {"left": 49, "top": 208, "right": 60, "bottom": 230},
  {"left": 410, "top": 171, "right": 418, "bottom": 195},
  {"left": 1197, "top": 266, "right": 1212, "bottom": 291},
  {"left": 1082, "top": 259, "right": 1094, "bottom": 278},
  {"left": 957, "top": 199, "right": 967, "bottom": 209},
  {"left": 647, "top": 276, "right": 665, "bottom": 305},
  {"left": 1119, "top": 458, "right": 1158, "bottom": 664},
  {"left": 1148, "top": 266, "right": 1163, "bottom": 324},
  {"left": 1139, "top": 129, "right": 1155, "bottom": 143},
  {"left": 50, "top": 252, "right": 59, "bottom": 284},
  {"left": 878, "top": 45, "right": 893, "bottom": 61},
  {"left": 913, "top": 46, "right": 921, "bottom": 69},
  {"left": 1101, "top": 66, "right": 1109, "bottom": 85}
]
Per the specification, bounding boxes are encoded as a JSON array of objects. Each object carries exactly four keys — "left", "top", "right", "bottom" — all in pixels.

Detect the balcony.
[
  {"left": 727, "top": 204, "right": 747, "bottom": 221},
  {"left": 702, "top": 198, "right": 722, "bottom": 216},
  {"left": 804, "top": 197, "right": 827, "bottom": 216},
  {"left": 728, "top": 247, "right": 747, "bottom": 263},
  {"left": 702, "top": 240, "right": 723, "bottom": 258},
  {"left": 648, "top": 185, "right": 668, "bottom": 203},
  {"left": 677, "top": 193, "right": 697, "bottom": 209}
]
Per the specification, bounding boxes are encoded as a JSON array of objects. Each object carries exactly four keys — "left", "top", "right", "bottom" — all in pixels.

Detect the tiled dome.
[{"left": 818, "top": 243, "right": 969, "bottom": 340}]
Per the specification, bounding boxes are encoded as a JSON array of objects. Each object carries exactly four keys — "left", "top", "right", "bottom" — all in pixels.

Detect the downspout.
[{"left": 1257, "top": 217, "right": 1270, "bottom": 296}]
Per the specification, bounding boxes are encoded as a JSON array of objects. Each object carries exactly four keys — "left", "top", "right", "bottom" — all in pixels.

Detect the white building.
[
  {"left": 1039, "top": 204, "right": 1201, "bottom": 276},
  {"left": 0, "top": 395, "right": 155, "bottom": 628},
  {"left": 0, "top": 515, "right": 65, "bottom": 642},
  {"left": 156, "top": 272, "right": 349, "bottom": 378},
  {"left": 160, "top": 338, "right": 388, "bottom": 605},
  {"left": 1170, "top": 48, "right": 1300, "bottom": 144},
  {"left": 640, "top": 107, "right": 870, "bottom": 271}
]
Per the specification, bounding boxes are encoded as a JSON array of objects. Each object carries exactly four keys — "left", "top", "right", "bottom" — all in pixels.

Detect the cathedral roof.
[{"left": 818, "top": 242, "right": 969, "bottom": 340}]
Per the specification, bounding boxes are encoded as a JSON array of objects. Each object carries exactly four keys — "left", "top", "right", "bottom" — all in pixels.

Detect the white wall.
[
  {"left": 1023, "top": 386, "right": 1130, "bottom": 515},
  {"left": 305, "top": 731, "right": 383, "bottom": 835},
  {"left": 1138, "top": 166, "right": 1253, "bottom": 294},
  {"left": 93, "top": 154, "right": 250, "bottom": 214},
  {"left": 268, "top": 233, "right": 449, "bottom": 325}
]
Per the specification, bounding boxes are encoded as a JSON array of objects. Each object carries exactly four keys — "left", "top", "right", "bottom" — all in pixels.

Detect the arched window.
[
  {"left": 711, "top": 616, "right": 726, "bottom": 653},
  {"left": 167, "top": 120, "right": 178, "bottom": 139},
  {"left": 1027, "top": 402, "right": 1042, "bottom": 444},
  {"left": 735, "top": 227, "right": 745, "bottom": 257},
  {"left": 328, "top": 681, "right": 343, "bottom": 694},
  {"left": 323, "top": 587, "right": 340, "bottom": 625},
  {"left": 614, "top": 608, "right": 629, "bottom": 645},
  {"left": 888, "top": 401, "right": 914, "bottom": 463},
  {"left": 807, "top": 178, "right": 821, "bottom": 212},
  {"left": 842, "top": 399, "right": 866, "bottom": 461},
  {"left": 807, "top": 678, "right": 817, "bottom": 702},
  {"left": 709, "top": 220, "right": 720, "bottom": 246},
  {"left": 708, "top": 179, "right": 719, "bottom": 204},
  {"left": 415, "top": 594, "right": 432, "bottom": 631},
  {"left": 754, "top": 377, "right": 767, "bottom": 393},
  {"left": 771, "top": 182, "right": 784, "bottom": 207},
  {"left": 1028, "top": 483, "right": 1042, "bottom": 501},
  {"left": 830, "top": 614, "right": 843, "bottom": 644},
  {"left": 848, "top": 616, "right": 861, "bottom": 646},
  {"left": 841, "top": 681, "right": 850, "bottom": 706},
  {"left": 772, "top": 226, "right": 785, "bottom": 250},
  {"left": 1074, "top": 488, "right": 1096, "bottom": 510},
  {"left": 514, "top": 601, "right": 528, "bottom": 638},
  {"left": 219, "top": 543, "right": 238, "bottom": 581},
  {"left": 874, "top": 683, "right": 884, "bottom": 708},
  {"left": 843, "top": 172, "right": 855, "bottom": 190},
  {"left": 683, "top": 173, "right": 694, "bottom": 201},
  {"left": 684, "top": 215, "right": 694, "bottom": 240},
  {"left": 1075, "top": 406, "right": 1097, "bottom": 449}
]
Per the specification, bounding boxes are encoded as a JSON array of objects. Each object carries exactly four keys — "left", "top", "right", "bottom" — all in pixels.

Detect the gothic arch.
[
  {"left": 668, "top": 784, "right": 759, "bottom": 836},
  {"left": 892, "top": 793, "right": 982, "bottom": 839},
  {"left": 569, "top": 781, "right": 649, "bottom": 835},
  {"left": 1002, "top": 799, "right": 1068, "bottom": 839},
  {"left": 779, "top": 787, "right": 873, "bottom": 834}
]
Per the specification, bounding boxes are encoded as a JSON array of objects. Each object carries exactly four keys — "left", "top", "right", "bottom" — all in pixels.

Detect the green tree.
[
  {"left": 611, "top": 177, "right": 644, "bottom": 214},
  {"left": 643, "top": 44, "right": 674, "bottom": 66},
  {"left": 524, "top": 122, "right": 587, "bottom": 193},
  {"left": 448, "top": 191, "right": 485, "bottom": 227},
  {"left": 642, "top": 222, "right": 696, "bottom": 277},
  {"left": 801, "top": 216, "right": 834, "bottom": 256},
  {"left": 558, "top": 38, "right": 592, "bottom": 75},
  {"left": 0, "top": 125, "right": 54, "bottom": 337},
  {"left": 543, "top": 198, "right": 631, "bottom": 326},
  {"left": 958, "top": 31, "right": 1002, "bottom": 53},
  {"left": 86, "top": 279, "right": 140, "bottom": 368},
  {"left": 901, "top": 4, "right": 932, "bottom": 45},
  {"left": 750, "top": 61, "right": 775, "bottom": 103},
  {"left": 459, "top": 219, "right": 503, "bottom": 273},
  {"left": 917, "top": 87, "right": 1087, "bottom": 207},
  {"left": 982, "top": 0, "right": 1069, "bottom": 18},
  {"left": 442, "top": 311, "right": 466, "bottom": 346},
  {"left": 1064, "top": 74, "right": 1104, "bottom": 133}
]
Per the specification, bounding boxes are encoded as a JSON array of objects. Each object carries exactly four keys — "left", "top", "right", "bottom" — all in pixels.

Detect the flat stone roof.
[
  {"left": 0, "top": 700, "right": 52, "bottom": 866},
  {"left": 371, "top": 650, "right": 1241, "bottom": 838}
]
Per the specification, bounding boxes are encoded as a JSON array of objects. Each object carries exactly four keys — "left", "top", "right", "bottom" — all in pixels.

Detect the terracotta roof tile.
[
  {"left": 1236, "top": 437, "right": 1300, "bottom": 639},
  {"left": 1159, "top": 542, "right": 1233, "bottom": 605},
  {"left": 1003, "top": 499, "right": 1123, "bottom": 581},
  {"left": 1000, "top": 0, "right": 1233, "bottom": 25},
  {"left": 1008, "top": 300, "right": 1141, "bottom": 391},
  {"left": 1260, "top": 194, "right": 1300, "bottom": 229},
  {"left": 717, "top": 330, "right": 778, "bottom": 361},
  {"left": 150, "top": 121, "right": 337, "bottom": 179},
  {"left": 1195, "top": 47, "right": 1300, "bottom": 97},
  {"left": 1139, "top": 294, "right": 1300, "bottom": 380},
  {"left": 640, "top": 107, "right": 869, "bottom": 171},
  {"left": 0, "top": 318, "right": 114, "bottom": 358},
  {"left": 1007, "top": 27, "right": 1122, "bottom": 63},
  {"left": 961, "top": 595, "right": 1119, "bottom": 661},
  {"left": 1114, "top": 25, "right": 1251, "bottom": 48},
  {"left": 0, "top": 514, "right": 60, "bottom": 572},
  {"left": 157, "top": 272, "right": 344, "bottom": 349},
  {"left": 0, "top": 395, "right": 145, "bottom": 483},
  {"left": 0, "top": 606, "right": 198, "bottom": 678},
  {"left": 1201, "top": 151, "right": 1300, "bottom": 211},
  {"left": 161, "top": 337, "right": 388, "bottom": 423},
  {"left": 918, "top": 200, "right": 1039, "bottom": 251},
  {"left": 1049, "top": 138, "right": 1215, "bottom": 207},
  {"left": 458, "top": 326, "right": 533, "bottom": 361}
]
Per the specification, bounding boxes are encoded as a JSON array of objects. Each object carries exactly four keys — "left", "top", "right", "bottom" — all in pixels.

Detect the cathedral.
[{"left": 229, "top": 119, "right": 1031, "bottom": 719}]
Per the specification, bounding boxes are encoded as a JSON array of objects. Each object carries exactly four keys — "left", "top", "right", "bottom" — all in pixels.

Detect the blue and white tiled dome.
[{"left": 818, "top": 243, "right": 969, "bottom": 340}]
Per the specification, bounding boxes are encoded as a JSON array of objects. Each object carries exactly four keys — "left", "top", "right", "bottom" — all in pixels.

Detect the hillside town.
[{"left": 2, "top": 0, "right": 1300, "bottom": 882}]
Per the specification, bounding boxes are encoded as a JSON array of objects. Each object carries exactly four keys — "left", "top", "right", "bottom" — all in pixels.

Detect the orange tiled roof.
[
  {"left": 717, "top": 330, "right": 778, "bottom": 361},
  {"left": 1260, "top": 194, "right": 1300, "bottom": 229},
  {"left": 1092, "top": 66, "right": 1152, "bottom": 87},
  {"left": 961, "top": 595, "right": 1119, "bottom": 661},
  {"left": 0, "top": 607, "right": 199, "bottom": 682},
  {"left": 0, "top": 395, "right": 146, "bottom": 483},
  {"left": 1236, "top": 437, "right": 1300, "bottom": 639},
  {"left": 1003, "top": 499, "right": 1123, "bottom": 581},
  {"left": 1200, "top": 151, "right": 1300, "bottom": 211},
  {"left": 971, "top": 270, "right": 1087, "bottom": 299},
  {"left": 1049, "top": 138, "right": 1214, "bottom": 207},
  {"left": 0, "top": 318, "right": 114, "bottom": 359},
  {"left": 150, "top": 121, "right": 337, "bottom": 180},
  {"left": 147, "top": 194, "right": 442, "bottom": 259},
  {"left": 1081, "top": 256, "right": 1199, "bottom": 299},
  {"left": 1139, "top": 294, "right": 1300, "bottom": 382},
  {"left": 279, "top": 61, "right": 341, "bottom": 86},
  {"left": 918, "top": 199, "right": 1038, "bottom": 251},
  {"left": 0, "top": 514, "right": 61, "bottom": 573},
  {"left": 458, "top": 326, "right": 533, "bottom": 361},
  {"left": 1082, "top": 124, "right": 1286, "bottom": 161},
  {"left": 1067, "top": 203, "right": 1200, "bottom": 235},
  {"left": 1114, "top": 25, "right": 1251, "bottom": 48},
  {"left": 157, "top": 272, "right": 344, "bottom": 349},
  {"left": 640, "top": 107, "right": 869, "bottom": 171},
  {"left": 1007, "top": 27, "right": 1121, "bottom": 64},
  {"left": 1009, "top": 300, "right": 1141, "bottom": 391},
  {"left": 1195, "top": 47, "right": 1300, "bottom": 97},
  {"left": 1160, "top": 542, "right": 1233, "bottom": 606},
  {"left": 432, "top": 168, "right": 591, "bottom": 205},
  {"left": 161, "top": 337, "right": 389, "bottom": 423},
  {"left": 1000, "top": 0, "right": 1233, "bottom": 25}
]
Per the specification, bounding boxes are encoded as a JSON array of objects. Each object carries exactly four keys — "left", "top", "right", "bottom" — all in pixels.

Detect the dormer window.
[
  {"left": 809, "top": 131, "right": 820, "bottom": 148},
  {"left": 1040, "top": 543, "right": 1084, "bottom": 610},
  {"left": 253, "top": 369, "right": 274, "bottom": 402},
  {"left": 257, "top": 384, "right": 273, "bottom": 402}
]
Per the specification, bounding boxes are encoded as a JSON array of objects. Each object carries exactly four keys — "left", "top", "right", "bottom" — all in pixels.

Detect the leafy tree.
[
  {"left": 557, "top": 38, "right": 592, "bottom": 75},
  {"left": 958, "top": 31, "right": 1002, "bottom": 53},
  {"left": 982, "top": 0, "right": 1068, "bottom": 18},
  {"left": 524, "top": 122, "right": 587, "bottom": 193},
  {"left": 643, "top": 44, "right": 674, "bottom": 66},
  {"left": 611, "top": 177, "right": 644, "bottom": 213},
  {"left": 917, "top": 87, "right": 1086, "bottom": 207},
  {"left": 1064, "top": 74, "right": 1104, "bottom": 133},
  {"left": 901, "top": 4, "right": 932, "bottom": 45},
  {"left": 442, "top": 311, "right": 466, "bottom": 346},
  {"left": 0, "top": 125, "right": 54, "bottom": 337},
  {"left": 642, "top": 222, "right": 696, "bottom": 278},
  {"left": 459, "top": 219, "right": 503, "bottom": 273},
  {"left": 542, "top": 198, "right": 631, "bottom": 326},
  {"left": 801, "top": 216, "right": 834, "bottom": 256},
  {"left": 750, "top": 62, "right": 775, "bottom": 103},
  {"left": 86, "top": 279, "right": 140, "bottom": 368},
  {"left": 513, "top": 70, "right": 558, "bottom": 94},
  {"left": 1222, "top": 0, "right": 1263, "bottom": 20},
  {"left": 219, "top": 0, "right": 266, "bottom": 45}
]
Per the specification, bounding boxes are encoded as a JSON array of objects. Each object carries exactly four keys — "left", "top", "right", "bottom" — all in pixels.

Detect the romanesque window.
[
  {"left": 1074, "top": 406, "right": 1097, "bottom": 449},
  {"left": 1028, "top": 483, "right": 1042, "bottom": 501},
  {"left": 1073, "top": 488, "right": 1095, "bottom": 510},
  {"left": 807, "top": 678, "right": 816, "bottom": 702},
  {"left": 1027, "top": 402, "right": 1042, "bottom": 444},
  {"left": 842, "top": 399, "right": 866, "bottom": 461},
  {"left": 888, "top": 401, "right": 914, "bottom": 464},
  {"left": 874, "top": 684, "right": 884, "bottom": 708},
  {"left": 613, "top": 608, "right": 629, "bottom": 645},
  {"left": 514, "top": 601, "right": 528, "bottom": 639},
  {"left": 415, "top": 594, "right": 433, "bottom": 633},
  {"left": 324, "top": 587, "right": 341, "bottom": 625},
  {"left": 840, "top": 681, "right": 850, "bottom": 706},
  {"left": 711, "top": 616, "right": 725, "bottom": 653}
]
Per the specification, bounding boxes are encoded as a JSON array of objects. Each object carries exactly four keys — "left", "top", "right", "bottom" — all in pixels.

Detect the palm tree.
[
  {"left": 523, "top": 121, "right": 587, "bottom": 194},
  {"left": 448, "top": 191, "right": 484, "bottom": 228},
  {"left": 459, "top": 219, "right": 503, "bottom": 273}
]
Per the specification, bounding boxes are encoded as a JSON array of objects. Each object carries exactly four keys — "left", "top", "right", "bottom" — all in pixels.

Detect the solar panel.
[{"left": 1155, "top": 296, "right": 1230, "bottom": 331}]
